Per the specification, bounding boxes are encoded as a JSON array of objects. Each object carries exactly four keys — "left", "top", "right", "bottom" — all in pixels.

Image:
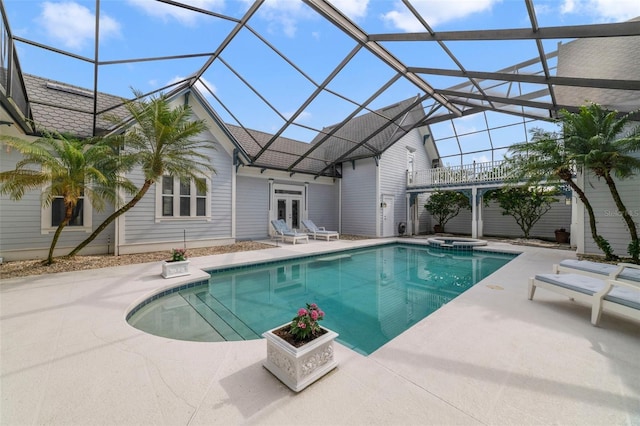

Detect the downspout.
[
  {"left": 376, "top": 159, "right": 381, "bottom": 237},
  {"left": 338, "top": 178, "right": 342, "bottom": 233}
]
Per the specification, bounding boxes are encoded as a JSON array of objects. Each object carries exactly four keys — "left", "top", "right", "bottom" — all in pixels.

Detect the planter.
[
  {"left": 554, "top": 230, "right": 570, "bottom": 244},
  {"left": 161, "top": 260, "right": 190, "bottom": 278},
  {"left": 263, "top": 324, "right": 338, "bottom": 392},
  {"left": 434, "top": 224, "right": 444, "bottom": 233}
]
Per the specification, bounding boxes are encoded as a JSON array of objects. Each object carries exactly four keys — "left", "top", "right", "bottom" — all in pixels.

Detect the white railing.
[{"left": 408, "top": 160, "right": 509, "bottom": 187}]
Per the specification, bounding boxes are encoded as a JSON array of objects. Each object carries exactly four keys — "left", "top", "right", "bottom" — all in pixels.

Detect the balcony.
[{"left": 408, "top": 160, "right": 509, "bottom": 189}]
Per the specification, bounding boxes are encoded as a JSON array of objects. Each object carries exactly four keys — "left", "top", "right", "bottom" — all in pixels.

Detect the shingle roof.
[
  {"left": 22, "top": 74, "right": 424, "bottom": 177},
  {"left": 23, "top": 74, "right": 127, "bottom": 138},
  {"left": 310, "top": 97, "right": 424, "bottom": 162}
]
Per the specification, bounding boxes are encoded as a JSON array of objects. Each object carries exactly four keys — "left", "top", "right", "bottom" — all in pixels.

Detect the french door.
[{"left": 276, "top": 196, "right": 302, "bottom": 230}]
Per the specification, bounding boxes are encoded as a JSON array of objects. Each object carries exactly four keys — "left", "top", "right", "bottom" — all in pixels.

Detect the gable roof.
[
  {"left": 20, "top": 74, "right": 427, "bottom": 178},
  {"left": 22, "top": 74, "right": 128, "bottom": 138}
]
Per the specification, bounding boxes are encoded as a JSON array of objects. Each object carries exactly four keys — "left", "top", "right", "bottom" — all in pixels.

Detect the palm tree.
[
  {"left": 507, "top": 129, "right": 616, "bottom": 260},
  {"left": 68, "top": 91, "right": 215, "bottom": 257},
  {"left": 560, "top": 103, "right": 640, "bottom": 263},
  {"left": 0, "top": 133, "right": 126, "bottom": 265}
]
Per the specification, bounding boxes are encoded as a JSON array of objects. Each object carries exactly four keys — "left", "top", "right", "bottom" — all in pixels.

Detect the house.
[{"left": 0, "top": 74, "right": 435, "bottom": 261}]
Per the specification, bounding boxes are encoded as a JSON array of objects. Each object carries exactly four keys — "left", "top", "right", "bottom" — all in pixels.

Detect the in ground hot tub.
[{"left": 427, "top": 237, "right": 487, "bottom": 250}]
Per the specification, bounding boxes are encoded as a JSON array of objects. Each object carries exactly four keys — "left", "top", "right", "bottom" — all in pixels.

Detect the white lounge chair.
[
  {"left": 528, "top": 263, "right": 640, "bottom": 326},
  {"left": 553, "top": 259, "right": 640, "bottom": 285},
  {"left": 301, "top": 219, "right": 339, "bottom": 241},
  {"left": 270, "top": 219, "right": 309, "bottom": 245}
]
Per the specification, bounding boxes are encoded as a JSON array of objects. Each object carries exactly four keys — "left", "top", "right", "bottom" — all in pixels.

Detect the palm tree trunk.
[
  {"left": 67, "top": 179, "right": 154, "bottom": 257},
  {"left": 603, "top": 172, "right": 639, "bottom": 261},
  {"left": 46, "top": 203, "right": 74, "bottom": 265},
  {"left": 46, "top": 223, "right": 66, "bottom": 265},
  {"left": 565, "top": 178, "right": 617, "bottom": 260}
]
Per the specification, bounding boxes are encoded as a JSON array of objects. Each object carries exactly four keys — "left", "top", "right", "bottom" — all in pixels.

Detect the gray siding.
[
  {"left": 341, "top": 158, "right": 377, "bottom": 236},
  {"left": 482, "top": 200, "right": 571, "bottom": 239},
  {"left": 582, "top": 172, "right": 639, "bottom": 256},
  {"left": 425, "top": 195, "right": 571, "bottom": 239},
  {"left": 307, "top": 183, "right": 339, "bottom": 230},
  {"left": 0, "top": 143, "right": 114, "bottom": 260},
  {"left": 236, "top": 176, "right": 269, "bottom": 240},
  {"left": 379, "top": 130, "right": 428, "bottom": 236},
  {"left": 416, "top": 193, "right": 431, "bottom": 234},
  {"left": 122, "top": 139, "right": 233, "bottom": 246}
]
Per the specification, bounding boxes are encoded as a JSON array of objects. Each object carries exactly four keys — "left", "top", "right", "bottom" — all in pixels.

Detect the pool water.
[{"left": 128, "top": 243, "right": 516, "bottom": 355}]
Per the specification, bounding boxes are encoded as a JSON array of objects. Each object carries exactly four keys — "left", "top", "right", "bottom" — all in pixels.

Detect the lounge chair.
[
  {"left": 553, "top": 259, "right": 640, "bottom": 284},
  {"left": 301, "top": 219, "right": 339, "bottom": 241},
  {"left": 528, "top": 263, "right": 640, "bottom": 325},
  {"left": 270, "top": 219, "right": 309, "bottom": 245}
]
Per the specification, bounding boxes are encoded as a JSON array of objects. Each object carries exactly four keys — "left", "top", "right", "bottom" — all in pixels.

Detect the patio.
[{"left": 1, "top": 238, "right": 639, "bottom": 425}]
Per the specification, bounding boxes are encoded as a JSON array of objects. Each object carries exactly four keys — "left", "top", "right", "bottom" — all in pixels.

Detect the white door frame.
[
  {"left": 271, "top": 183, "right": 305, "bottom": 232},
  {"left": 382, "top": 194, "right": 395, "bottom": 237}
]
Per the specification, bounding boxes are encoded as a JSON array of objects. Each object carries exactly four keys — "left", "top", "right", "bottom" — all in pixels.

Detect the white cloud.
[
  {"left": 237, "top": 0, "right": 368, "bottom": 38},
  {"left": 560, "top": 0, "right": 576, "bottom": 14},
  {"left": 250, "top": 0, "right": 310, "bottom": 37},
  {"left": 561, "top": 0, "right": 640, "bottom": 22},
  {"left": 382, "top": 0, "right": 502, "bottom": 31},
  {"left": 126, "top": 0, "right": 224, "bottom": 26},
  {"left": 330, "top": 0, "right": 369, "bottom": 20},
  {"left": 472, "top": 154, "right": 490, "bottom": 163},
  {"left": 196, "top": 77, "right": 217, "bottom": 96},
  {"left": 284, "top": 110, "right": 312, "bottom": 123},
  {"left": 37, "top": 1, "right": 121, "bottom": 50},
  {"left": 167, "top": 76, "right": 217, "bottom": 97}
]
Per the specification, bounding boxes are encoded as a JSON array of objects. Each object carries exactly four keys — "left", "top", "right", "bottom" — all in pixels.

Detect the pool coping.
[{"left": 2, "top": 238, "right": 639, "bottom": 425}]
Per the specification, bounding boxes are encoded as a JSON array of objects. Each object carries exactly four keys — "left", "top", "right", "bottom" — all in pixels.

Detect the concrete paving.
[{"left": 1, "top": 239, "right": 639, "bottom": 425}]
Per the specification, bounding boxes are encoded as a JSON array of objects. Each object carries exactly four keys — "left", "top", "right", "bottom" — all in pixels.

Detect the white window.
[
  {"left": 156, "top": 176, "right": 210, "bottom": 220},
  {"left": 407, "top": 150, "right": 415, "bottom": 184},
  {"left": 41, "top": 193, "right": 93, "bottom": 233}
]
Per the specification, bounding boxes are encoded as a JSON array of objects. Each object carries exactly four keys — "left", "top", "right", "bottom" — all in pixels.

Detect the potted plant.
[
  {"left": 263, "top": 303, "right": 338, "bottom": 392},
  {"left": 424, "top": 190, "right": 470, "bottom": 233},
  {"left": 554, "top": 228, "right": 570, "bottom": 244},
  {"left": 161, "top": 248, "right": 190, "bottom": 278}
]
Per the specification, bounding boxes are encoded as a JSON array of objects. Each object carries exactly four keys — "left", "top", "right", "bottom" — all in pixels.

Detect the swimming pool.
[{"left": 128, "top": 243, "right": 517, "bottom": 355}]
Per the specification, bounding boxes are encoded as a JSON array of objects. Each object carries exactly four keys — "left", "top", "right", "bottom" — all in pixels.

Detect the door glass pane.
[
  {"left": 277, "top": 199, "right": 286, "bottom": 221},
  {"left": 292, "top": 200, "right": 299, "bottom": 229}
]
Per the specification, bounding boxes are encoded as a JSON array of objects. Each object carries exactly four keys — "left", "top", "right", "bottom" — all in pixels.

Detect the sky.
[{"left": 4, "top": 0, "right": 640, "bottom": 165}]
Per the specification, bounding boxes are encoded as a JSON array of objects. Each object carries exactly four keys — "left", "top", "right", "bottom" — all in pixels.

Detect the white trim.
[
  {"left": 155, "top": 176, "right": 211, "bottom": 222},
  {"left": 231, "top": 160, "right": 237, "bottom": 239},
  {"left": 117, "top": 237, "right": 235, "bottom": 255},
  {"left": 41, "top": 194, "right": 93, "bottom": 234},
  {"left": 376, "top": 161, "right": 381, "bottom": 237},
  {"left": 237, "top": 166, "right": 335, "bottom": 185}
]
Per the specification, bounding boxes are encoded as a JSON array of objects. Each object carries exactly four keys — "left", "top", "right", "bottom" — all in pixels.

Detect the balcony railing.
[{"left": 408, "top": 160, "right": 509, "bottom": 188}]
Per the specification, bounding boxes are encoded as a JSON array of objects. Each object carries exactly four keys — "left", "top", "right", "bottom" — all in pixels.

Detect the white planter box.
[
  {"left": 161, "top": 260, "right": 190, "bottom": 279},
  {"left": 262, "top": 324, "right": 338, "bottom": 392}
]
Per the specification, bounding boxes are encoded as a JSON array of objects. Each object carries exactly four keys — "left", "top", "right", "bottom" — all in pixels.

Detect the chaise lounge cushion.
[
  {"left": 535, "top": 273, "right": 640, "bottom": 310},
  {"left": 559, "top": 259, "right": 640, "bottom": 282}
]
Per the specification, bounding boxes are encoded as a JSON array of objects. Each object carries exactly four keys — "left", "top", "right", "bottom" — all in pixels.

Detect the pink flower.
[
  {"left": 310, "top": 310, "right": 319, "bottom": 320},
  {"left": 298, "top": 322, "right": 306, "bottom": 329},
  {"left": 298, "top": 308, "right": 307, "bottom": 317},
  {"left": 318, "top": 310, "right": 325, "bottom": 318},
  {"left": 310, "top": 303, "right": 318, "bottom": 309}
]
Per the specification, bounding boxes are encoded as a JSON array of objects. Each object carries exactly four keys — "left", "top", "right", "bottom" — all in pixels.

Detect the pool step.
[
  {"left": 196, "top": 293, "right": 261, "bottom": 340},
  {"left": 181, "top": 292, "right": 259, "bottom": 341}
]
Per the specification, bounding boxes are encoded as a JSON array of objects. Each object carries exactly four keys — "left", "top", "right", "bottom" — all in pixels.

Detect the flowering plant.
[
  {"left": 289, "top": 303, "right": 325, "bottom": 341},
  {"left": 171, "top": 248, "right": 187, "bottom": 262}
]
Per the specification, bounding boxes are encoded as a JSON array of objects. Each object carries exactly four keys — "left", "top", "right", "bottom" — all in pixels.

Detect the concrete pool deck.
[{"left": 1, "top": 239, "right": 639, "bottom": 425}]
